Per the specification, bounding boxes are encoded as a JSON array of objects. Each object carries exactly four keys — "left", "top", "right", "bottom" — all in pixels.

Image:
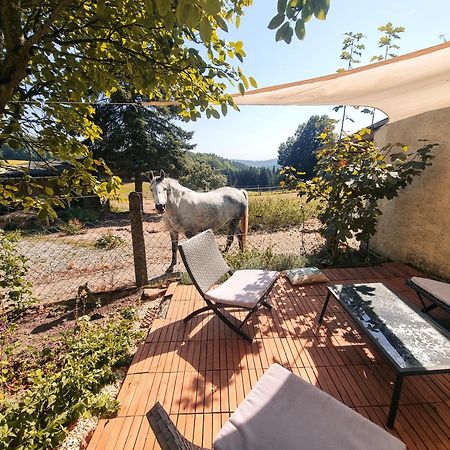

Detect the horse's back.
[{"left": 176, "top": 187, "right": 247, "bottom": 232}]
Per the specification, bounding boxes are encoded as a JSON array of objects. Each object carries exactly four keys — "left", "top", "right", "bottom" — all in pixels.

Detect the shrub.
[
  {"left": 94, "top": 232, "right": 124, "bottom": 249},
  {"left": 0, "top": 315, "right": 142, "bottom": 450},
  {"left": 291, "top": 131, "right": 437, "bottom": 259},
  {"left": 58, "top": 218, "right": 85, "bottom": 235},
  {"left": 225, "top": 246, "right": 307, "bottom": 272},
  {"left": 0, "top": 230, "right": 34, "bottom": 315}
]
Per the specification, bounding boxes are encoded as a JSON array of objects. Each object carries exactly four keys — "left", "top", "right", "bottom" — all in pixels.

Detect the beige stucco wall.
[{"left": 370, "top": 106, "right": 450, "bottom": 279}]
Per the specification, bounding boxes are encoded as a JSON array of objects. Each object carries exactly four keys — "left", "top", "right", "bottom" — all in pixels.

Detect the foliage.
[
  {"left": 58, "top": 207, "right": 100, "bottom": 225},
  {"left": 180, "top": 160, "right": 228, "bottom": 190},
  {"left": 278, "top": 115, "right": 334, "bottom": 179},
  {"left": 248, "top": 191, "right": 318, "bottom": 231},
  {"left": 0, "top": 0, "right": 333, "bottom": 217},
  {"left": 0, "top": 230, "right": 34, "bottom": 315},
  {"left": 371, "top": 22, "right": 405, "bottom": 62},
  {"left": 0, "top": 314, "right": 142, "bottom": 450},
  {"left": 292, "top": 130, "right": 437, "bottom": 258},
  {"left": 268, "top": 0, "right": 330, "bottom": 43},
  {"left": 95, "top": 232, "right": 125, "bottom": 249},
  {"left": 182, "top": 152, "right": 280, "bottom": 189},
  {"left": 58, "top": 218, "right": 85, "bottom": 235},
  {"left": 90, "top": 89, "right": 194, "bottom": 193},
  {"left": 225, "top": 246, "right": 307, "bottom": 272}
]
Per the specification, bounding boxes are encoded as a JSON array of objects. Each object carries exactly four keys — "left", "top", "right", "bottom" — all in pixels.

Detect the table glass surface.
[{"left": 328, "top": 283, "right": 450, "bottom": 371}]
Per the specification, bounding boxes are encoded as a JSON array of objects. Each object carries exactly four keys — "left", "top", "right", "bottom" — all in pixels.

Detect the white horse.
[{"left": 150, "top": 170, "right": 248, "bottom": 273}]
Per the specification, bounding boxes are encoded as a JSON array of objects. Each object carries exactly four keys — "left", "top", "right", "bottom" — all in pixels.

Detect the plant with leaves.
[
  {"left": 180, "top": 160, "right": 228, "bottom": 190},
  {"left": 291, "top": 130, "right": 437, "bottom": 259},
  {"left": 0, "top": 230, "right": 34, "bottom": 316},
  {"left": 90, "top": 89, "right": 194, "bottom": 197},
  {"left": 268, "top": 0, "right": 330, "bottom": 43},
  {"left": 371, "top": 22, "right": 406, "bottom": 62},
  {"left": 278, "top": 115, "right": 334, "bottom": 179},
  {"left": 333, "top": 32, "right": 366, "bottom": 137}
]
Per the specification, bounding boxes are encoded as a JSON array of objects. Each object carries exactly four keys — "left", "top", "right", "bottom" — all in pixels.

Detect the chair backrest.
[{"left": 178, "top": 229, "right": 230, "bottom": 294}]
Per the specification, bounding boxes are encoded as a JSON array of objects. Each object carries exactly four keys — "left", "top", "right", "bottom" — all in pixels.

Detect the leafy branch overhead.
[{"left": 268, "top": 0, "right": 330, "bottom": 43}]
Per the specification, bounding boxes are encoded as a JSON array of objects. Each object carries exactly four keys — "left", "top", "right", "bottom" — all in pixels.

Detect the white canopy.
[{"left": 232, "top": 41, "right": 450, "bottom": 124}]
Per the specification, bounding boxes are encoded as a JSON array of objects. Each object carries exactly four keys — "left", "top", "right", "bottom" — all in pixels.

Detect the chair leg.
[
  {"left": 214, "top": 307, "right": 253, "bottom": 343},
  {"left": 262, "top": 300, "right": 272, "bottom": 309},
  {"left": 183, "top": 305, "right": 214, "bottom": 323}
]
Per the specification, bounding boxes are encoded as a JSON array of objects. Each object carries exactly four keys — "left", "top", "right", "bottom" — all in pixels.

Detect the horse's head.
[{"left": 150, "top": 170, "right": 168, "bottom": 214}]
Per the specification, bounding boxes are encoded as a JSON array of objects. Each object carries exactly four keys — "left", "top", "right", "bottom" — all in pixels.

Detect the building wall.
[{"left": 370, "top": 106, "right": 450, "bottom": 279}]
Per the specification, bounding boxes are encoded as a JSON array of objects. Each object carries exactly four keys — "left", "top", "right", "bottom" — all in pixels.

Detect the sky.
[{"left": 182, "top": 0, "right": 450, "bottom": 161}]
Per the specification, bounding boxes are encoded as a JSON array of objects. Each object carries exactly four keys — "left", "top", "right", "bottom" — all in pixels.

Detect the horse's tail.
[{"left": 240, "top": 189, "right": 248, "bottom": 251}]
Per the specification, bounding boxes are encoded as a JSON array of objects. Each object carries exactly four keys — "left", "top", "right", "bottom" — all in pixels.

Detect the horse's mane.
[{"left": 164, "top": 177, "right": 191, "bottom": 192}]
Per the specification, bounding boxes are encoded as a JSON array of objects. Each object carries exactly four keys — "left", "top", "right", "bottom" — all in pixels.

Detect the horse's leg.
[
  {"left": 166, "top": 230, "right": 178, "bottom": 273},
  {"left": 224, "top": 220, "right": 238, "bottom": 252},
  {"left": 237, "top": 222, "right": 244, "bottom": 251}
]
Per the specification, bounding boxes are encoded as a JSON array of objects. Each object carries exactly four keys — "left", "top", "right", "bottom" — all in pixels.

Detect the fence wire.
[{"left": 3, "top": 192, "right": 324, "bottom": 305}]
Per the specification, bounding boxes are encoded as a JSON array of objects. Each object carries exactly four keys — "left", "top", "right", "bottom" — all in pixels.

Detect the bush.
[
  {"left": 0, "top": 315, "right": 142, "bottom": 450},
  {"left": 58, "top": 218, "right": 85, "bottom": 235},
  {"left": 94, "top": 232, "right": 124, "bottom": 249},
  {"left": 0, "top": 230, "right": 34, "bottom": 315},
  {"left": 292, "top": 131, "right": 437, "bottom": 259},
  {"left": 225, "top": 247, "right": 307, "bottom": 272}
]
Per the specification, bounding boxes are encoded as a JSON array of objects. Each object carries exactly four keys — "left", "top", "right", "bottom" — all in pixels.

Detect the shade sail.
[{"left": 232, "top": 41, "right": 450, "bottom": 123}]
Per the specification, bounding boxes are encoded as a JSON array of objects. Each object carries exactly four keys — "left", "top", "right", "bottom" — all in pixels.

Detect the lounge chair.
[
  {"left": 148, "top": 363, "right": 406, "bottom": 450},
  {"left": 178, "top": 229, "right": 278, "bottom": 342},
  {"left": 407, "top": 276, "right": 450, "bottom": 314}
]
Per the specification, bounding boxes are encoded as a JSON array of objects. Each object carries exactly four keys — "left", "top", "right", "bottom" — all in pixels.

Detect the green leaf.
[
  {"left": 238, "top": 82, "right": 245, "bottom": 96},
  {"left": 268, "top": 14, "right": 285, "bottom": 30},
  {"left": 155, "top": 0, "right": 170, "bottom": 16},
  {"left": 221, "top": 103, "right": 228, "bottom": 116},
  {"left": 204, "top": 0, "right": 222, "bottom": 15},
  {"left": 199, "top": 17, "right": 212, "bottom": 42},
  {"left": 249, "top": 76, "right": 257, "bottom": 88},
  {"left": 215, "top": 16, "right": 228, "bottom": 32},
  {"left": 275, "top": 22, "right": 290, "bottom": 41},
  {"left": 277, "top": 0, "right": 288, "bottom": 14},
  {"left": 313, "top": 0, "right": 330, "bottom": 20},
  {"left": 210, "top": 108, "right": 220, "bottom": 119},
  {"left": 294, "top": 19, "right": 305, "bottom": 40}
]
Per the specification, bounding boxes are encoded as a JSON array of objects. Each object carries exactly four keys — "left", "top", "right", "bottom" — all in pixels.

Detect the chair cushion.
[
  {"left": 213, "top": 364, "right": 405, "bottom": 450},
  {"left": 410, "top": 277, "right": 450, "bottom": 307},
  {"left": 205, "top": 270, "right": 278, "bottom": 308}
]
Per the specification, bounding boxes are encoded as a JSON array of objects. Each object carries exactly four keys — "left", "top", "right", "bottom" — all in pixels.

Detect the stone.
[{"left": 142, "top": 288, "right": 165, "bottom": 301}]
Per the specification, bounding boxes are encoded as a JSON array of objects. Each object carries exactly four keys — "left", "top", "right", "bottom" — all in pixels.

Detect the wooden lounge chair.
[
  {"left": 148, "top": 364, "right": 406, "bottom": 450},
  {"left": 407, "top": 276, "right": 450, "bottom": 314},
  {"left": 178, "top": 229, "right": 278, "bottom": 342}
]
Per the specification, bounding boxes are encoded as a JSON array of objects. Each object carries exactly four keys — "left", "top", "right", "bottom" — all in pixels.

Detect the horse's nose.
[{"left": 155, "top": 203, "right": 165, "bottom": 213}]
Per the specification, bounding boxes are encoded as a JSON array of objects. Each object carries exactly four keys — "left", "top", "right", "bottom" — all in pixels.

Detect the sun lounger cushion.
[
  {"left": 205, "top": 270, "right": 278, "bottom": 308},
  {"left": 410, "top": 277, "right": 450, "bottom": 307},
  {"left": 213, "top": 364, "right": 405, "bottom": 450}
]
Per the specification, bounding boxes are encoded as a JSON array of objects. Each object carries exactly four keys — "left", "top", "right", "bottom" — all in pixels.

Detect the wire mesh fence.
[{"left": 3, "top": 191, "right": 325, "bottom": 305}]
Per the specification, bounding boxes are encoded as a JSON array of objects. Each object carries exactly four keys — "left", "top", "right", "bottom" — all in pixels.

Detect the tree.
[
  {"left": 180, "top": 160, "right": 227, "bottom": 190},
  {"left": 0, "top": 0, "right": 331, "bottom": 217},
  {"left": 278, "top": 115, "right": 333, "bottom": 179},
  {"left": 90, "top": 90, "right": 194, "bottom": 198}
]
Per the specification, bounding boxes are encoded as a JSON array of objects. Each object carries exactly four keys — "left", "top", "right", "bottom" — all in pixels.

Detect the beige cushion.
[
  {"left": 213, "top": 364, "right": 405, "bottom": 450},
  {"left": 410, "top": 277, "right": 450, "bottom": 307},
  {"left": 205, "top": 270, "right": 278, "bottom": 308}
]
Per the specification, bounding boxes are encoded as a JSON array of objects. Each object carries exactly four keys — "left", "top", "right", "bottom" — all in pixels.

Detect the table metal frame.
[{"left": 319, "top": 287, "right": 450, "bottom": 428}]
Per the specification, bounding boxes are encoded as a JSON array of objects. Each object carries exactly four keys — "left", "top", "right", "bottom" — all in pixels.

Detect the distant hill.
[{"left": 232, "top": 158, "right": 279, "bottom": 168}]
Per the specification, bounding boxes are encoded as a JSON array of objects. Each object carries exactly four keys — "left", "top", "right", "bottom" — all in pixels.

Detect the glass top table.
[{"left": 318, "top": 283, "right": 450, "bottom": 427}]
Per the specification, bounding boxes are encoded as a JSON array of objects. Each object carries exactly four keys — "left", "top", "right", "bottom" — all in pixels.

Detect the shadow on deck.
[{"left": 88, "top": 263, "right": 450, "bottom": 450}]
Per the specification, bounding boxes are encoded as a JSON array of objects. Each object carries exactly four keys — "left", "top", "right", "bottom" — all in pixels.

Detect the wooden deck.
[{"left": 88, "top": 263, "right": 450, "bottom": 450}]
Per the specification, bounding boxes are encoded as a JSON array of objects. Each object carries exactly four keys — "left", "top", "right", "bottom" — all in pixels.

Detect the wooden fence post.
[{"left": 129, "top": 191, "right": 148, "bottom": 287}]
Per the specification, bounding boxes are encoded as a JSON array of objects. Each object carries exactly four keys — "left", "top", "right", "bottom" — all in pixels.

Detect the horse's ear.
[
  {"left": 160, "top": 169, "right": 165, "bottom": 180},
  {"left": 149, "top": 171, "right": 154, "bottom": 181}
]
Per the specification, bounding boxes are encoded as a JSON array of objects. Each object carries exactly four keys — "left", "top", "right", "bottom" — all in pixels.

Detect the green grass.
[
  {"left": 248, "top": 191, "right": 320, "bottom": 231},
  {"left": 111, "top": 182, "right": 153, "bottom": 212}
]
